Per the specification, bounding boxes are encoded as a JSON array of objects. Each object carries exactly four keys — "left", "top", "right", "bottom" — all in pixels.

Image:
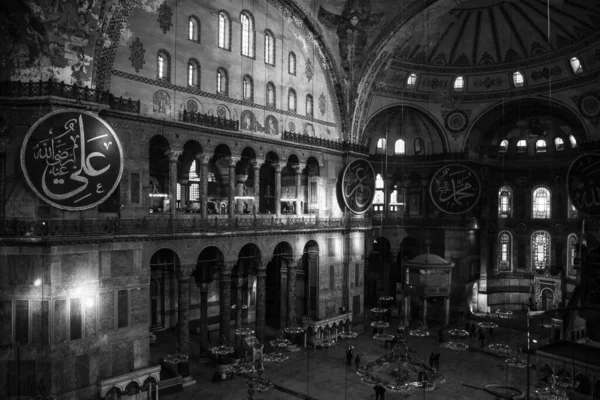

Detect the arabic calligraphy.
[
  {"left": 341, "top": 159, "right": 375, "bottom": 214},
  {"left": 430, "top": 164, "right": 480, "bottom": 214},
  {"left": 567, "top": 153, "right": 600, "bottom": 216},
  {"left": 21, "top": 110, "right": 123, "bottom": 211}
]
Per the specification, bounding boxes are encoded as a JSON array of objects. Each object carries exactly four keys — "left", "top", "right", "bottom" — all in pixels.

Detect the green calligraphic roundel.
[
  {"left": 429, "top": 164, "right": 481, "bottom": 214},
  {"left": 341, "top": 159, "right": 375, "bottom": 214},
  {"left": 567, "top": 153, "right": 600, "bottom": 216},
  {"left": 20, "top": 110, "right": 124, "bottom": 211}
]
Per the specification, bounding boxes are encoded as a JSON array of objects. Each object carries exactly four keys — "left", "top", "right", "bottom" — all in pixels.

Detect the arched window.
[
  {"left": 187, "top": 59, "right": 200, "bottom": 88},
  {"left": 177, "top": 160, "right": 201, "bottom": 207},
  {"left": 376, "top": 138, "right": 387, "bottom": 154},
  {"left": 406, "top": 73, "right": 417, "bottom": 88},
  {"left": 266, "top": 82, "right": 276, "bottom": 107},
  {"left": 188, "top": 16, "right": 200, "bottom": 42},
  {"left": 498, "top": 231, "right": 512, "bottom": 271},
  {"left": 516, "top": 140, "right": 527, "bottom": 152},
  {"left": 570, "top": 57, "right": 583, "bottom": 74},
  {"left": 453, "top": 76, "right": 464, "bottom": 91},
  {"left": 373, "top": 174, "right": 384, "bottom": 212},
  {"left": 289, "top": 52, "right": 296, "bottom": 75},
  {"left": 240, "top": 11, "right": 254, "bottom": 57},
  {"left": 555, "top": 137, "right": 564, "bottom": 151},
  {"left": 218, "top": 11, "right": 231, "bottom": 50},
  {"left": 569, "top": 135, "right": 577, "bottom": 148},
  {"left": 389, "top": 186, "right": 403, "bottom": 212},
  {"left": 535, "top": 139, "right": 547, "bottom": 153},
  {"left": 306, "top": 94, "right": 313, "bottom": 117},
  {"left": 394, "top": 139, "right": 405, "bottom": 155},
  {"left": 243, "top": 75, "right": 253, "bottom": 101},
  {"left": 531, "top": 230, "right": 551, "bottom": 272},
  {"left": 567, "top": 234, "right": 578, "bottom": 277},
  {"left": 216, "top": 67, "right": 228, "bottom": 95},
  {"left": 513, "top": 71, "right": 524, "bottom": 87},
  {"left": 498, "top": 186, "right": 513, "bottom": 218},
  {"left": 264, "top": 30, "right": 275, "bottom": 65},
  {"left": 288, "top": 88, "right": 297, "bottom": 112},
  {"left": 157, "top": 50, "right": 170, "bottom": 81},
  {"left": 532, "top": 187, "right": 551, "bottom": 219},
  {"left": 499, "top": 139, "right": 509, "bottom": 152},
  {"left": 568, "top": 196, "right": 578, "bottom": 219},
  {"left": 414, "top": 138, "right": 424, "bottom": 154}
]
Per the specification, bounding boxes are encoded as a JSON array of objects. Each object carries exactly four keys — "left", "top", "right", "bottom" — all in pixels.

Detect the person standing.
[
  {"left": 479, "top": 329, "right": 485, "bottom": 348},
  {"left": 429, "top": 352, "right": 435, "bottom": 368},
  {"left": 374, "top": 382, "right": 386, "bottom": 400},
  {"left": 434, "top": 353, "right": 440, "bottom": 370},
  {"left": 354, "top": 353, "right": 361, "bottom": 371}
]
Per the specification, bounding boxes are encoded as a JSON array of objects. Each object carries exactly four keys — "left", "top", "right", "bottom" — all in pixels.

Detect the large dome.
[{"left": 390, "top": 0, "right": 600, "bottom": 69}]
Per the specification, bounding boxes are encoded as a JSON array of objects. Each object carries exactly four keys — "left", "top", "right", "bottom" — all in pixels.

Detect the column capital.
[
  {"left": 229, "top": 156, "right": 240, "bottom": 167},
  {"left": 293, "top": 164, "right": 305, "bottom": 174},
  {"left": 166, "top": 149, "right": 182, "bottom": 162},
  {"left": 178, "top": 178, "right": 189, "bottom": 185},
  {"left": 195, "top": 154, "right": 211, "bottom": 165},
  {"left": 253, "top": 159, "right": 264, "bottom": 169},
  {"left": 177, "top": 264, "right": 194, "bottom": 280},
  {"left": 273, "top": 163, "right": 282, "bottom": 173}
]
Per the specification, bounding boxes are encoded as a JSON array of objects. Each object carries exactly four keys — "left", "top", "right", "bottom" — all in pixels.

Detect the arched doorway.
[
  {"left": 195, "top": 246, "right": 223, "bottom": 355},
  {"left": 397, "top": 236, "right": 420, "bottom": 302},
  {"left": 149, "top": 248, "right": 180, "bottom": 331},
  {"left": 266, "top": 242, "right": 294, "bottom": 329},
  {"left": 366, "top": 237, "right": 391, "bottom": 306},
  {"left": 301, "top": 241, "right": 319, "bottom": 320},
  {"left": 234, "top": 244, "right": 262, "bottom": 340},
  {"left": 541, "top": 289, "right": 554, "bottom": 311}
]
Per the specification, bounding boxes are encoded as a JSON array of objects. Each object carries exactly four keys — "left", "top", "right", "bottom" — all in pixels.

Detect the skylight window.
[
  {"left": 513, "top": 71, "right": 524, "bottom": 87},
  {"left": 453, "top": 76, "right": 464, "bottom": 91},
  {"left": 570, "top": 57, "right": 582, "bottom": 74}
]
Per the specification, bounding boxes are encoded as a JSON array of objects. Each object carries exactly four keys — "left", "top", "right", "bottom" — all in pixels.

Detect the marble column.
[
  {"left": 166, "top": 150, "right": 182, "bottom": 216},
  {"left": 253, "top": 160, "right": 261, "bottom": 214},
  {"left": 403, "top": 294, "right": 410, "bottom": 326},
  {"left": 256, "top": 263, "right": 267, "bottom": 343},
  {"left": 199, "top": 283, "right": 209, "bottom": 357},
  {"left": 219, "top": 271, "right": 232, "bottom": 342},
  {"left": 0, "top": 139, "right": 7, "bottom": 222},
  {"left": 228, "top": 157, "right": 238, "bottom": 218},
  {"left": 178, "top": 179, "right": 188, "bottom": 210},
  {"left": 236, "top": 277, "right": 244, "bottom": 330},
  {"left": 294, "top": 165, "right": 302, "bottom": 216},
  {"left": 274, "top": 163, "right": 281, "bottom": 218},
  {"left": 444, "top": 297, "right": 450, "bottom": 326},
  {"left": 280, "top": 265, "right": 288, "bottom": 329},
  {"left": 198, "top": 155, "right": 210, "bottom": 219},
  {"left": 287, "top": 263, "right": 297, "bottom": 327},
  {"left": 176, "top": 267, "right": 191, "bottom": 377},
  {"left": 422, "top": 297, "right": 428, "bottom": 329}
]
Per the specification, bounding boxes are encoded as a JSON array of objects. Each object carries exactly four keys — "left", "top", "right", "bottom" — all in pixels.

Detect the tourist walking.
[
  {"left": 429, "top": 352, "right": 435, "bottom": 368},
  {"left": 434, "top": 353, "right": 440, "bottom": 370},
  {"left": 354, "top": 353, "right": 361, "bottom": 371},
  {"left": 479, "top": 329, "right": 485, "bottom": 348},
  {"left": 470, "top": 323, "right": 476, "bottom": 339}
]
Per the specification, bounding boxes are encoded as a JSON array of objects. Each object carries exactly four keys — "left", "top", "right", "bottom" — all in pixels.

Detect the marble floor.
[{"left": 151, "top": 315, "right": 545, "bottom": 400}]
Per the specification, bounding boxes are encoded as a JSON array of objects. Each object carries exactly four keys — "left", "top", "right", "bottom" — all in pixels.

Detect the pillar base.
[
  {"left": 285, "top": 343, "right": 302, "bottom": 353},
  {"left": 181, "top": 376, "right": 196, "bottom": 388}
]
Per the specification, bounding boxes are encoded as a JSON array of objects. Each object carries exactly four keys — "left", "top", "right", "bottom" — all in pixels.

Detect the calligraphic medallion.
[
  {"left": 20, "top": 110, "right": 124, "bottom": 211},
  {"left": 429, "top": 164, "right": 480, "bottom": 214},
  {"left": 341, "top": 159, "right": 375, "bottom": 215},
  {"left": 567, "top": 153, "right": 600, "bottom": 216}
]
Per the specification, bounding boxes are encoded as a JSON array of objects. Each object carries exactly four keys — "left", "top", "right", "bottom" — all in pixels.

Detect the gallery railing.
[
  {"left": 1, "top": 216, "right": 371, "bottom": 238},
  {"left": 0, "top": 80, "right": 141, "bottom": 114},
  {"left": 281, "top": 130, "right": 368, "bottom": 153},
  {"left": 182, "top": 110, "right": 239, "bottom": 131}
]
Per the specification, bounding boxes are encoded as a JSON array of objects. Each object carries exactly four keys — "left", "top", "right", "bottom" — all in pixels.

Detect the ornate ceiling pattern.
[{"left": 391, "top": 0, "right": 600, "bottom": 68}]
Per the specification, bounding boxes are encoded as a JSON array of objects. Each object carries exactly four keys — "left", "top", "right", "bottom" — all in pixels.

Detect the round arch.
[{"left": 464, "top": 97, "right": 589, "bottom": 156}]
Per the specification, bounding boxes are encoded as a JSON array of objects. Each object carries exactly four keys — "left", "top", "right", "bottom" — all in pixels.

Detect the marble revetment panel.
[
  {"left": 99, "top": 292, "right": 115, "bottom": 332},
  {"left": 130, "top": 287, "right": 149, "bottom": 325}
]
